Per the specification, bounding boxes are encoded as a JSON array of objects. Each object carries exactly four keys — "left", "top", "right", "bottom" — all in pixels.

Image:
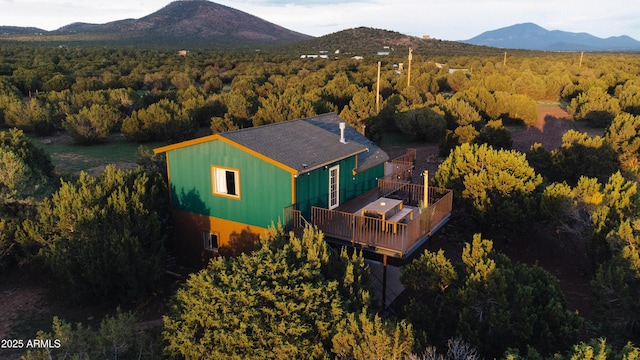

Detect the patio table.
[{"left": 359, "top": 197, "right": 403, "bottom": 221}]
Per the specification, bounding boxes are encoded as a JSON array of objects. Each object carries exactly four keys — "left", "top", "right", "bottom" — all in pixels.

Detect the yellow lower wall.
[{"left": 171, "top": 209, "right": 268, "bottom": 267}]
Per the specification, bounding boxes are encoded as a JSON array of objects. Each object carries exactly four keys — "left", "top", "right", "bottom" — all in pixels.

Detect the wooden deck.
[
  {"left": 283, "top": 148, "right": 453, "bottom": 258},
  {"left": 335, "top": 188, "right": 380, "bottom": 213},
  {"left": 312, "top": 184, "right": 452, "bottom": 258}
]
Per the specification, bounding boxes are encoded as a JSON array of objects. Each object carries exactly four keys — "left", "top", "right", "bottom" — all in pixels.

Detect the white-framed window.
[
  {"left": 212, "top": 166, "right": 240, "bottom": 198},
  {"left": 203, "top": 232, "right": 219, "bottom": 251}
]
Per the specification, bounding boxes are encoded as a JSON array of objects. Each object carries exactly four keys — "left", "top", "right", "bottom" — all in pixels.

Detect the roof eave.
[
  {"left": 297, "top": 148, "right": 367, "bottom": 175},
  {"left": 153, "top": 134, "right": 299, "bottom": 175},
  {"left": 354, "top": 160, "right": 388, "bottom": 174},
  {"left": 153, "top": 134, "right": 220, "bottom": 154}
]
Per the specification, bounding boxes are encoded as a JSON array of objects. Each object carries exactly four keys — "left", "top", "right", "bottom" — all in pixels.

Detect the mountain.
[
  {"left": 4, "top": 0, "right": 312, "bottom": 48},
  {"left": 463, "top": 23, "right": 640, "bottom": 52},
  {"left": 287, "top": 27, "right": 493, "bottom": 56},
  {"left": 0, "top": 26, "right": 47, "bottom": 35}
]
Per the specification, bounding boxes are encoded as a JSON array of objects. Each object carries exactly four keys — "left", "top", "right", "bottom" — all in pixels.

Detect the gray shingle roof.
[{"left": 220, "top": 113, "right": 389, "bottom": 174}]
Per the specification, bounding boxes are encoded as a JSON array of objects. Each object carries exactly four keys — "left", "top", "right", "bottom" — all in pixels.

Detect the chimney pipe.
[{"left": 339, "top": 122, "right": 347, "bottom": 144}]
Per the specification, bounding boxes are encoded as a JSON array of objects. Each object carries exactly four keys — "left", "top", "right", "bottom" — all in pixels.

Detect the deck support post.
[
  {"left": 423, "top": 170, "right": 429, "bottom": 207},
  {"left": 382, "top": 254, "right": 388, "bottom": 309}
]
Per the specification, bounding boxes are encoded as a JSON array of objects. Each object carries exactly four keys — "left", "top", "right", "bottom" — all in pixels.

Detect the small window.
[
  {"left": 212, "top": 167, "right": 240, "bottom": 198},
  {"left": 203, "top": 232, "right": 219, "bottom": 251}
]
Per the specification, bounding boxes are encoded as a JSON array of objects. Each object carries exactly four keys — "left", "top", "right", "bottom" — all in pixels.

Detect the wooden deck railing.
[
  {"left": 383, "top": 148, "right": 416, "bottom": 183},
  {"left": 312, "top": 206, "right": 410, "bottom": 253},
  {"left": 310, "top": 186, "right": 453, "bottom": 257},
  {"left": 379, "top": 179, "right": 450, "bottom": 207},
  {"left": 285, "top": 148, "right": 452, "bottom": 257},
  {"left": 283, "top": 204, "right": 306, "bottom": 231},
  {"left": 420, "top": 189, "right": 453, "bottom": 235},
  {"left": 391, "top": 148, "right": 417, "bottom": 165}
]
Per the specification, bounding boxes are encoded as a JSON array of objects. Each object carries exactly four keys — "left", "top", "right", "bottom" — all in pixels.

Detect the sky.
[{"left": 1, "top": 0, "right": 639, "bottom": 41}]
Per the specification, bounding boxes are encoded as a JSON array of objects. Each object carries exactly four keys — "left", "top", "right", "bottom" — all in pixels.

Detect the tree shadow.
[
  {"left": 219, "top": 227, "right": 259, "bottom": 257},
  {"left": 174, "top": 186, "right": 209, "bottom": 215}
]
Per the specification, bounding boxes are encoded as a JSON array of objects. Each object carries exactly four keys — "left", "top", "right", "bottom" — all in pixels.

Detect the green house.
[{"left": 154, "top": 113, "right": 389, "bottom": 266}]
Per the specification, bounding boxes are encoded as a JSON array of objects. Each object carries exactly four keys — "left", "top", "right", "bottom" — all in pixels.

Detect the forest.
[{"left": 0, "top": 41, "right": 639, "bottom": 359}]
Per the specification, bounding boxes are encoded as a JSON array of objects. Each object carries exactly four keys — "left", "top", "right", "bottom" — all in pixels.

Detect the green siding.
[
  {"left": 295, "top": 157, "right": 385, "bottom": 219},
  {"left": 167, "top": 139, "right": 293, "bottom": 228},
  {"left": 355, "top": 163, "right": 385, "bottom": 196}
]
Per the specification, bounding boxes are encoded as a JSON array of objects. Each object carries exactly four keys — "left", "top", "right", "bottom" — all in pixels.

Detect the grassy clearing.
[
  {"left": 504, "top": 123, "right": 528, "bottom": 133},
  {"left": 537, "top": 101, "right": 563, "bottom": 108},
  {"left": 570, "top": 120, "right": 606, "bottom": 137},
  {"left": 37, "top": 134, "right": 166, "bottom": 175}
]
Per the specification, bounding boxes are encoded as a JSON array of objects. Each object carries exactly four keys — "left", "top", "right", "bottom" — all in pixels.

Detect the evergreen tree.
[
  {"left": 553, "top": 130, "right": 620, "bottom": 185},
  {"left": 252, "top": 86, "right": 315, "bottom": 126},
  {"left": 473, "top": 119, "right": 513, "bottom": 150},
  {"left": 0, "top": 128, "right": 54, "bottom": 269},
  {"left": 332, "top": 309, "right": 414, "bottom": 360},
  {"left": 616, "top": 83, "right": 640, "bottom": 115},
  {"left": 163, "top": 225, "right": 376, "bottom": 359},
  {"left": 63, "top": 103, "right": 122, "bottom": 144},
  {"left": 605, "top": 113, "right": 640, "bottom": 176},
  {"left": 401, "top": 234, "right": 582, "bottom": 358},
  {"left": 122, "top": 99, "right": 197, "bottom": 142},
  {"left": 544, "top": 338, "right": 640, "bottom": 360},
  {"left": 22, "top": 310, "right": 162, "bottom": 360},
  {"left": 3, "top": 97, "right": 53, "bottom": 134},
  {"left": 395, "top": 107, "right": 447, "bottom": 142},
  {"left": 434, "top": 143, "right": 543, "bottom": 231},
  {"left": 19, "top": 166, "right": 167, "bottom": 304},
  {"left": 568, "top": 86, "right": 621, "bottom": 127},
  {"left": 210, "top": 115, "right": 239, "bottom": 134}
]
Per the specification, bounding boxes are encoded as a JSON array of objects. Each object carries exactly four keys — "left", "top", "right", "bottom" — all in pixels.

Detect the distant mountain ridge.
[
  {"left": 0, "top": 26, "right": 47, "bottom": 35},
  {"left": 1, "top": 0, "right": 312, "bottom": 47},
  {"left": 462, "top": 23, "right": 640, "bottom": 51},
  {"left": 288, "top": 27, "right": 489, "bottom": 56},
  {"left": 3, "top": 3, "right": 639, "bottom": 53}
]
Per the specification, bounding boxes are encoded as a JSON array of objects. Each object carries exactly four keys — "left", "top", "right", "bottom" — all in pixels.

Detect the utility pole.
[
  {"left": 407, "top": 48, "right": 413, "bottom": 87},
  {"left": 503, "top": 51, "right": 507, "bottom": 66},
  {"left": 579, "top": 51, "right": 584, "bottom": 69},
  {"left": 376, "top": 61, "right": 381, "bottom": 114}
]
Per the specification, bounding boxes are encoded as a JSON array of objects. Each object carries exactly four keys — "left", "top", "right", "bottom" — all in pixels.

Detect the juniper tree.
[
  {"left": 541, "top": 172, "right": 639, "bottom": 265},
  {"left": 163, "top": 225, "right": 413, "bottom": 359},
  {"left": 553, "top": 130, "right": 619, "bottom": 185},
  {"left": 542, "top": 172, "right": 640, "bottom": 342},
  {"left": 22, "top": 309, "right": 161, "bottom": 360},
  {"left": 435, "top": 95, "right": 482, "bottom": 128},
  {"left": 332, "top": 308, "right": 414, "bottom": 360},
  {"left": 568, "top": 86, "right": 621, "bottom": 127},
  {"left": 0, "top": 128, "right": 54, "bottom": 269},
  {"left": 473, "top": 119, "right": 513, "bottom": 150},
  {"left": 19, "top": 165, "right": 167, "bottom": 304},
  {"left": 434, "top": 143, "right": 543, "bottom": 231},
  {"left": 3, "top": 97, "right": 53, "bottom": 134},
  {"left": 63, "top": 103, "right": 122, "bottom": 144},
  {"left": 394, "top": 107, "right": 447, "bottom": 142},
  {"left": 122, "top": 99, "right": 197, "bottom": 142},
  {"left": 605, "top": 112, "right": 640, "bottom": 176},
  {"left": 401, "top": 234, "right": 582, "bottom": 358}
]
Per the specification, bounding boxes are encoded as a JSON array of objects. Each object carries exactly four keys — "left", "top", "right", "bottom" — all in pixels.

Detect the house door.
[{"left": 328, "top": 165, "right": 340, "bottom": 210}]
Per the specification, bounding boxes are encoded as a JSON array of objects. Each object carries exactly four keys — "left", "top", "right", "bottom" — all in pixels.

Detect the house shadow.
[
  {"left": 169, "top": 186, "right": 215, "bottom": 267},
  {"left": 169, "top": 185, "right": 261, "bottom": 266},
  {"left": 512, "top": 114, "right": 570, "bottom": 153}
]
